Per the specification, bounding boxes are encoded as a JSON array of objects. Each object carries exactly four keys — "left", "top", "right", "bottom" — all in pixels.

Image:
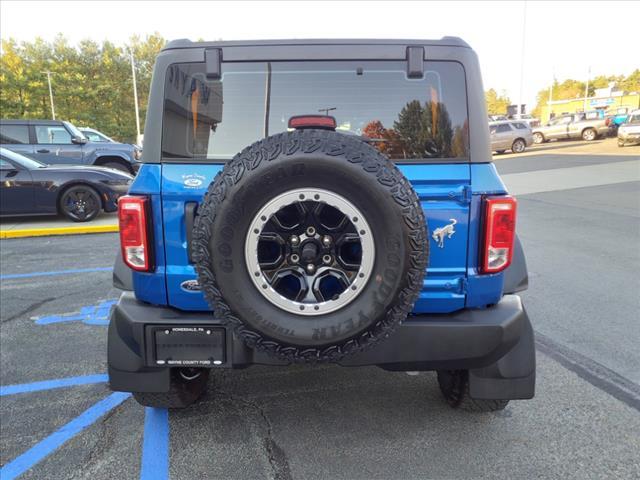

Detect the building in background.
[{"left": 540, "top": 85, "right": 640, "bottom": 123}]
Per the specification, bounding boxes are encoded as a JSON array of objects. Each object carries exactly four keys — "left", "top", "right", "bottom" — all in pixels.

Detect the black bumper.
[{"left": 108, "top": 293, "right": 535, "bottom": 400}]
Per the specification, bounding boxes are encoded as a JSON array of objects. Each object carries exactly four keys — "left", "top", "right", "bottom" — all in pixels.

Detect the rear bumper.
[{"left": 108, "top": 293, "right": 535, "bottom": 399}]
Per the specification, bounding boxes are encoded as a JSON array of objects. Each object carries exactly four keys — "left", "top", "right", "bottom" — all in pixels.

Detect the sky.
[{"left": 1, "top": 0, "right": 639, "bottom": 110}]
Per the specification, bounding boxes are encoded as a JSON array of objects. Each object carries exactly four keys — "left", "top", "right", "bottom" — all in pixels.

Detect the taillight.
[
  {"left": 481, "top": 196, "right": 517, "bottom": 274},
  {"left": 118, "top": 195, "right": 152, "bottom": 271}
]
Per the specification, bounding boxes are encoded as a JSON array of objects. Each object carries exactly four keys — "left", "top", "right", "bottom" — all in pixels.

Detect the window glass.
[
  {"left": 0, "top": 158, "right": 13, "bottom": 168},
  {"left": 162, "top": 60, "right": 469, "bottom": 161},
  {"left": 84, "top": 132, "right": 104, "bottom": 142},
  {"left": 495, "top": 124, "right": 511, "bottom": 133},
  {"left": 35, "top": 125, "right": 72, "bottom": 144},
  {"left": 0, "top": 125, "right": 30, "bottom": 144},
  {"left": 513, "top": 122, "right": 528, "bottom": 130}
]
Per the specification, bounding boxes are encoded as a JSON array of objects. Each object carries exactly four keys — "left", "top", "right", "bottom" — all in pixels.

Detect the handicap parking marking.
[
  {"left": 0, "top": 392, "right": 131, "bottom": 480},
  {"left": 0, "top": 266, "right": 113, "bottom": 281},
  {"left": 140, "top": 408, "right": 170, "bottom": 480},
  {"left": 0, "top": 373, "right": 108, "bottom": 396},
  {"left": 32, "top": 299, "right": 118, "bottom": 326}
]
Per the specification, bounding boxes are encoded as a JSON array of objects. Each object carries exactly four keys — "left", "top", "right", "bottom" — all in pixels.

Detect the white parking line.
[{"left": 501, "top": 160, "right": 640, "bottom": 196}]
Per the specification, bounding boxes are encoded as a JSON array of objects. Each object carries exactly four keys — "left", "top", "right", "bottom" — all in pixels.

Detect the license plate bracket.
[{"left": 152, "top": 326, "right": 225, "bottom": 367}]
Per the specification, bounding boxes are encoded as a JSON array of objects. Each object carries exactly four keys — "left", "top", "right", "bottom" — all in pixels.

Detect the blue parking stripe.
[
  {"left": 0, "top": 267, "right": 112, "bottom": 280},
  {"left": 0, "top": 374, "right": 109, "bottom": 396},
  {"left": 0, "top": 392, "right": 130, "bottom": 480},
  {"left": 140, "top": 408, "right": 169, "bottom": 480}
]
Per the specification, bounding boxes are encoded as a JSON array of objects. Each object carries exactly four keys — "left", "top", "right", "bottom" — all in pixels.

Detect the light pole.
[
  {"left": 583, "top": 66, "right": 591, "bottom": 113},
  {"left": 518, "top": 0, "right": 527, "bottom": 117},
  {"left": 129, "top": 48, "right": 141, "bottom": 144},
  {"left": 42, "top": 71, "right": 55, "bottom": 120}
]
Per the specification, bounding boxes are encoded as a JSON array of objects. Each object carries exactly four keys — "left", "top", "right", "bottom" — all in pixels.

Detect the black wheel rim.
[
  {"left": 245, "top": 188, "right": 375, "bottom": 315},
  {"left": 63, "top": 189, "right": 98, "bottom": 220}
]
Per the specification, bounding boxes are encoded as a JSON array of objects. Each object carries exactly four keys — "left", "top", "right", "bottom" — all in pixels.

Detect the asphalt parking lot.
[{"left": 1, "top": 139, "right": 639, "bottom": 479}]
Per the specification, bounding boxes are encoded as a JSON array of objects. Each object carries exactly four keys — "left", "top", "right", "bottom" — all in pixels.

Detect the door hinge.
[
  {"left": 463, "top": 185, "right": 473, "bottom": 204},
  {"left": 458, "top": 277, "right": 468, "bottom": 294}
]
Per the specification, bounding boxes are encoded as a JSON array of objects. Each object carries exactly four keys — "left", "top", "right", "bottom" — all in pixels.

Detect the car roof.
[
  {"left": 162, "top": 37, "right": 470, "bottom": 51},
  {"left": 0, "top": 119, "right": 63, "bottom": 125}
]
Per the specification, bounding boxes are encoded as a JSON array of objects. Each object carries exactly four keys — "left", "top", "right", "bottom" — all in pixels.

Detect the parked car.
[
  {"left": 79, "top": 127, "right": 116, "bottom": 143},
  {"left": 508, "top": 113, "right": 540, "bottom": 128},
  {"left": 489, "top": 120, "right": 533, "bottom": 154},
  {"left": 617, "top": 109, "right": 640, "bottom": 147},
  {"left": 0, "top": 120, "right": 142, "bottom": 174},
  {"left": 488, "top": 114, "right": 507, "bottom": 121},
  {"left": 0, "top": 147, "right": 131, "bottom": 222},
  {"left": 532, "top": 113, "right": 609, "bottom": 143},
  {"left": 108, "top": 38, "right": 534, "bottom": 412}
]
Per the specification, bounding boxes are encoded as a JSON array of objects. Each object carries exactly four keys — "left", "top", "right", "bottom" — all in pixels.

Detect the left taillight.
[
  {"left": 118, "top": 195, "right": 152, "bottom": 271},
  {"left": 481, "top": 196, "right": 517, "bottom": 274}
]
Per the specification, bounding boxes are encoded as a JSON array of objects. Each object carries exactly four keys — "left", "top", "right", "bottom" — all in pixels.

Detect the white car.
[{"left": 618, "top": 109, "right": 640, "bottom": 147}]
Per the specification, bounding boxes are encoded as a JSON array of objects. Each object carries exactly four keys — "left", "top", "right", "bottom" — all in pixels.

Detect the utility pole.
[
  {"left": 518, "top": 0, "right": 527, "bottom": 117},
  {"left": 583, "top": 66, "right": 591, "bottom": 113},
  {"left": 547, "top": 67, "right": 554, "bottom": 122},
  {"left": 42, "top": 71, "right": 55, "bottom": 120},
  {"left": 129, "top": 49, "right": 141, "bottom": 143}
]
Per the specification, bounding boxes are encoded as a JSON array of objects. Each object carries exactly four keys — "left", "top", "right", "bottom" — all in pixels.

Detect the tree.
[
  {"left": 485, "top": 88, "right": 510, "bottom": 115},
  {"left": 0, "top": 34, "right": 166, "bottom": 142}
]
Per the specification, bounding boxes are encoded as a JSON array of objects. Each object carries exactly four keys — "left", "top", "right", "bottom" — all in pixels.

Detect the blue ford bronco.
[{"left": 109, "top": 38, "right": 535, "bottom": 412}]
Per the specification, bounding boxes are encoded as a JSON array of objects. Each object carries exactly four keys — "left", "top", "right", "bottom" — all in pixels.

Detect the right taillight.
[
  {"left": 118, "top": 195, "right": 152, "bottom": 271},
  {"left": 481, "top": 196, "right": 517, "bottom": 274}
]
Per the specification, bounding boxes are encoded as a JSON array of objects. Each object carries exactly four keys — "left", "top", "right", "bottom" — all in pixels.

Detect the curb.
[{"left": 0, "top": 224, "right": 119, "bottom": 239}]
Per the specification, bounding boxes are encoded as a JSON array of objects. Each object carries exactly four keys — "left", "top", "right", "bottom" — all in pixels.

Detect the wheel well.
[
  {"left": 533, "top": 131, "right": 544, "bottom": 139},
  {"left": 57, "top": 182, "right": 104, "bottom": 214},
  {"left": 582, "top": 127, "right": 596, "bottom": 135},
  {"left": 94, "top": 156, "right": 133, "bottom": 173},
  {"left": 513, "top": 137, "right": 526, "bottom": 144}
]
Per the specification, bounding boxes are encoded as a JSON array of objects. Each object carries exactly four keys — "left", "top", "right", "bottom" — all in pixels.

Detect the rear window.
[
  {"left": 0, "top": 125, "right": 29, "bottom": 144},
  {"left": 162, "top": 61, "right": 469, "bottom": 162}
]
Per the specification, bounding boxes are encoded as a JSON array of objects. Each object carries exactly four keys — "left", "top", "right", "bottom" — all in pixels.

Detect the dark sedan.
[{"left": 0, "top": 147, "right": 132, "bottom": 222}]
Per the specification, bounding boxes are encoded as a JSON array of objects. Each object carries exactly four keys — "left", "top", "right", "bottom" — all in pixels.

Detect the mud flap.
[{"left": 468, "top": 305, "right": 536, "bottom": 400}]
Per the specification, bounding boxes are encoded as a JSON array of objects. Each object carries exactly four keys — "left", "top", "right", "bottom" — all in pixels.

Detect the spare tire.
[{"left": 193, "top": 129, "right": 428, "bottom": 363}]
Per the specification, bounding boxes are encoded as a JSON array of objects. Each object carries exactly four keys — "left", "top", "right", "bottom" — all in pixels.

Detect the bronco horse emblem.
[{"left": 432, "top": 219, "right": 457, "bottom": 248}]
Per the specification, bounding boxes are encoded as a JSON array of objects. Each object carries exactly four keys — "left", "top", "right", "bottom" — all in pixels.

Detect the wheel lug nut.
[
  {"left": 290, "top": 254, "right": 299, "bottom": 263},
  {"left": 322, "top": 254, "right": 332, "bottom": 264},
  {"left": 322, "top": 235, "right": 331, "bottom": 247},
  {"left": 306, "top": 263, "right": 315, "bottom": 274},
  {"left": 306, "top": 226, "right": 316, "bottom": 236},
  {"left": 290, "top": 235, "right": 299, "bottom": 246}
]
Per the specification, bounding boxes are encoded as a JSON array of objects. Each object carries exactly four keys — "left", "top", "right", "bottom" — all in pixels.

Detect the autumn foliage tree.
[{"left": 0, "top": 34, "right": 166, "bottom": 142}]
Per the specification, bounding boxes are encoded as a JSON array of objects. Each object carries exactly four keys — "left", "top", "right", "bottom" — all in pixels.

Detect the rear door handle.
[{"left": 37, "top": 149, "right": 50, "bottom": 153}]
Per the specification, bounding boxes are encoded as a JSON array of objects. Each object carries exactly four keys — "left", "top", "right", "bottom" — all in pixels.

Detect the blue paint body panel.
[{"left": 133, "top": 161, "right": 511, "bottom": 313}]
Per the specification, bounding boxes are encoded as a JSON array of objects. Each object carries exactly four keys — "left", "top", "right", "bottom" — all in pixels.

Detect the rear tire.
[
  {"left": 582, "top": 128, "right": 597, "bottom": 141},
  {"left": 132, "top": 369, "right": 209, "bottom": 408},
  {"left": 436, "top": 370, "right": 509, "bottom": 412},
  {"left": 533, "top": 132, "right": 545, "bottom": 144},
  {"left": 102, "top": 161, "right": 132, "bottom": 174},
  {"left": 511, "top": 138, "right": 526, "bottom": 153}
]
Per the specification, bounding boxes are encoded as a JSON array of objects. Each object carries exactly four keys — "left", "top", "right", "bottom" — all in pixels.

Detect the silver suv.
[{"left": 489, "top": 120, "right": 533, "bottom": 154}]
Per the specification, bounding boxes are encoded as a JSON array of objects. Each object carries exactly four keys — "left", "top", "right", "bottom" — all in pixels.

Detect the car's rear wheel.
[
  {"left": 193, "top": 129, "right": 428, "bottom": 363},
  {"left": 132, "top": 369, "right": 209, "bottom": 408},
  {"left": 582, "top": 128, "right": 597, "bottom": 141},
  {"left": 533, "top": 132, "right": 545, "bottom": 144},
  {"left": 102, "top": 161, "right": 132, "bottom": 174},
  {"left": 59, "top": 185, "right": 101, "bottom": 222},
  {"left": 437, "top": 370, "right": 509, "bottom": 412},
  {"left": 511, "top": 138, "right": 526, "bottom": 153}
]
